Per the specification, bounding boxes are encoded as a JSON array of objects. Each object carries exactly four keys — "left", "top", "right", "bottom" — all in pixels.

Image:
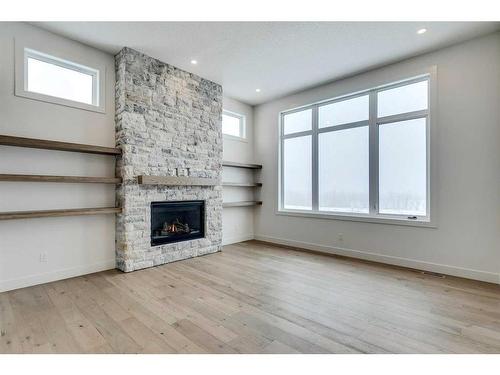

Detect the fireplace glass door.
[{"left": 151, "top": 200, "right": 205, "bottom": 246}]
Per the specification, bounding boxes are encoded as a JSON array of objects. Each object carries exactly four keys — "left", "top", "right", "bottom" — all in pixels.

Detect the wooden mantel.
[{"left": 137, "top": 175, "right": 219, "bottom": 186}]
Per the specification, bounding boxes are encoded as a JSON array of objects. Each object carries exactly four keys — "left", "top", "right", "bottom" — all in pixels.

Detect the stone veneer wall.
[{"left": 115, "top": 47, "right": 223, "bottom": 272}]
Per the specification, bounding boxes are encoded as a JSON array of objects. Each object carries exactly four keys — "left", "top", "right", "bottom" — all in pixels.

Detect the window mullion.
[
  {"left": 279, "top": 113, "right": 284, "bottom": 211},
  {"left": 318, "top": 119, "right": 369, "bottom": 133},
  {"left": 93, "top": 72, "right": 98, "bottom": 106},
  {"left": 282, "top": 130, "right": 314, "bottom": 139},
  {"left": 377, "top": 109, "right": 428, "bottom": 125},
  {"left": 312, "top": 106, "right": 319, "bottom": 211},
  {"left": 369, "top": 90, "right": 379, "bottom": 216}
]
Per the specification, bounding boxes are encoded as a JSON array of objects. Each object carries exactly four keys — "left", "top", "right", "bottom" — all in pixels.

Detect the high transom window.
[
  {"left": 15, "top": 46, "right": 104, "bottom": 112},
  {"left": 222, "top": 110, "right": 246, "bottom": 139},
  {"left": 279, "top": 75, "right": 431, "bottom": 223}
]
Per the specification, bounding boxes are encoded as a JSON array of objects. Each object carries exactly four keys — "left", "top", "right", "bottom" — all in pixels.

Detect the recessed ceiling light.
[
  {"left": 190, "top": 59, "right": 198, "bottom": 65},
  {"left": 255, "top": 88, "right": 261, "bottom": 92},
  {"left": 417, "top": 28, "right": 427, "bottom": 35}
]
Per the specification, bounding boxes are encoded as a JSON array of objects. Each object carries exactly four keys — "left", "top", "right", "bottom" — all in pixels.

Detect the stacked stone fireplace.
[{"left": 115, "top": 47, "right": 223, "bottom": 272}]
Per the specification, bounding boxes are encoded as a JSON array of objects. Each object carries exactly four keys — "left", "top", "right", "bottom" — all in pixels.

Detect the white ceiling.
[{"left": 33, "top": 22, "right": 499, "bottom": 105}]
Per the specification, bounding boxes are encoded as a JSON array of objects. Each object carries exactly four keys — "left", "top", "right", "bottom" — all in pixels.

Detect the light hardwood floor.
[{"left": 1, "top": 240, "right": 500, "bottom": 353}]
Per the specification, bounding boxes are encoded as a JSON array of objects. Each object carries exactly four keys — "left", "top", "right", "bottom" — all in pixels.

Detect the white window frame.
[
  {"left": 15, "top": 45, "right": 105, "bottom": 113},
  {"left": 222, "top": 110, "right": 247, "bottom": 141},
  {"left": 278, "top": 68, "right": 437, "bottom": 228}
]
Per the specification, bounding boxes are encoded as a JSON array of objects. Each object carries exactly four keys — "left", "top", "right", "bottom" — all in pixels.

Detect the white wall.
[
  {"left": 222, "top": 96, "right": 258, "bottom": 245},
  {"left": 0, "top": 23, "right": 116, "bottom": 292},
  {"left": 254, "top": 32, "right": 500, "bottom": 283}
]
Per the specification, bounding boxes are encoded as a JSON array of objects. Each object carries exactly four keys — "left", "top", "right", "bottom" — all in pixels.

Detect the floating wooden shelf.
[
  {"left": 0, "top": 207, "right": 122, "bottom": 221},
  {"left": 222, "top": 162, "right": 262, "bottom": 206},
  {"left": 138, "top": 175, "right": 218, "bottom": 186},
  {"left": 223, "top": 201, "right": 262, "bottom": 208},
  {"left": 0, "top": 135, "right": 121, "bottom": 156},
  {"left": 222, "top": 161, "right": 262, "bottom": 169},
  {"left": 222, "top": 182, "right": 262, "bottom": 187},
  {"left": 0, "top": 174, "right": 121, "bottom": 184}
]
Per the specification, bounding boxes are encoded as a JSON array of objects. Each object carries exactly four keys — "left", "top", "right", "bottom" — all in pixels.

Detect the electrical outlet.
[
  {"left": 337, "top": 233, "right": 344, "bottom": 242},
  {"left": 39, "top": 252, "right": 48, "bottom": 263}
]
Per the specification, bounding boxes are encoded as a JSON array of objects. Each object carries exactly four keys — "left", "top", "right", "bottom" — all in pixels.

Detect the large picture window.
[{"left": 279, "top": 75, "right": 432, "bottom": 224}]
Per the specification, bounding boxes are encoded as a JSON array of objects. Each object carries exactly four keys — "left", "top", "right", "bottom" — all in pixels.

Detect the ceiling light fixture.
[
  {"left": 417, "top": 28, "right": 427, "bottom": 35},
  {"left": 255, "top": 88, "right": 261, "bottom": 92},
  {"left": 190, "top": 59, "right": 198, "bottom": 65}
]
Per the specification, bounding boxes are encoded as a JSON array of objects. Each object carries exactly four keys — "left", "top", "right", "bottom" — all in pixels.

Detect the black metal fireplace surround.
[{"left": 151, "top": 200, "right": 205, "bottom": 246}]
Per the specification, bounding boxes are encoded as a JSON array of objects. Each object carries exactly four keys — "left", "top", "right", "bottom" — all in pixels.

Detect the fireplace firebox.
[{"left": 151, "top": 201, "right": 205, "bottom": 246}]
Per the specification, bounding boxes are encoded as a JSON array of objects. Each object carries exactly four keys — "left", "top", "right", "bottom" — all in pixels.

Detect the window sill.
[
  {"left": 14, "top": 90, "right": 105, "bottom": 113},
  {"left": 276, "top": 209, "right": 437, "bottom": 228}
]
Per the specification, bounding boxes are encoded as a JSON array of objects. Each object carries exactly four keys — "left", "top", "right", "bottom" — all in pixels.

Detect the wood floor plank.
[
  {"left": 227, "top": 311, "right": 353, "bottom": 354},
  {"left": 0, "top": 293, "right": 22, "bottom": 353},
  {"left": 169, "top": 258, "right": 445, "bottom": 353},
  {"left": 97, "top": 278, "right": 207, "bottom": 353},
  {"left": 171, "top": 319, "right": 238, "bottom": 354},
  {"left": 36, "top": 307, "right": 83, "bottom": 353},
  {"left": 163, "top": 295, "right": 239, "bottom": 343},
  {"left": 262, "top": 340, "right": 301, "bottom": 354},
  {"left": 119, "top": 317, "right": 177, "bottom": 354},
  {"left": 75, "top": 301, "right": 142, "bottom": 353},
  {"left": 226, "top": 333, "right": 273, "bottom": 354},
  {"left": 2, "top": 240, "right": 500, "bottom": 353},
  {"left": 44, "top": 283, "right": 108, "bottom": 352},
  {"left": 196, "top": 247, "right": 500, "bottom": 350}
]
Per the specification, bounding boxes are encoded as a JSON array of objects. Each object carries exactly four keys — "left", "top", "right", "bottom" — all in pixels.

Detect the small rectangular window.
[
  {"left": 222, "top": 110, "right": 246, "bottom": 139},
  {"left": 15, "top": 46, "right": 104, "bottom": 112}
]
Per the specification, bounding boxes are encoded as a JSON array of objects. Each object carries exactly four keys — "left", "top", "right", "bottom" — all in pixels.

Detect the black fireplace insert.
[{"left": 151, "top": 200, "right": 205, "bottom": 246}]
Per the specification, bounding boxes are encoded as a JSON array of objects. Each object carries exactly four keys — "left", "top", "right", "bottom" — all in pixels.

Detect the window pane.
[
  {"left": 27, "top": 57, "right": 94, "bottom": 105},
  {"left": 377, "top": 80, "right": 428, "bottom": 118},
  {"left": 319, "top": 95, "right": 369, "bottom": 128},
  {"left": 319, "top": 127, "right": 369, "bottom": 213},
  {"left": 283, "top": 109, "right": 312, "bottom": 135},
  {"left": 283, "top": 136, "right": 312, "bottom": 210},
  {"left": 222, "top": 113, "right": 242, "bottom": 137},
  {"left": 379, "top": 118, "right": 427, "bottom": 216}
]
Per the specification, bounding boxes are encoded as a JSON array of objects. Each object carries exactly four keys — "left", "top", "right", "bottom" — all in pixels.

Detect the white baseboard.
[
  {"left": 255, "top": 234, "right": 499, "bottom": 284},
  {"left": 0, "top": 259, "right": 116, "bottom": 293},
  {"left": 222, "top": 233, "right": 255, "bottom": 246}
]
